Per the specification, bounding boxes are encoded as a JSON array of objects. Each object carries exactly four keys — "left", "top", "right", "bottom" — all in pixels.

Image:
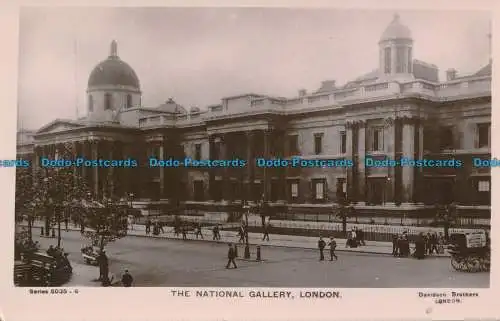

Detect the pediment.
[{"left": 37, "top": 119, "right": 85, "bottom": 134}]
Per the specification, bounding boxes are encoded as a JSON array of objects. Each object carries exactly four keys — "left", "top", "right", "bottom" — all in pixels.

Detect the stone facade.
[{"left": 17, "top": 14, "right": 491, "bottom": 218}]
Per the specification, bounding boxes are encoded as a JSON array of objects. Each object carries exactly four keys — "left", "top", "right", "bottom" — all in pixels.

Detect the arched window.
[
  {"left": 126, "top": 94, "right": 132, "bottom": 108},
  {"left": 407, "top": 47, "right": 413, "bottom": 73},
  {"left": 384, "top": 47, "right": 391, "bottom": 74},
  {"left": 88, "top": 94, "right": 94, "bottom": 112},
  {"left": 104, "top": 93, "right": 112, "bottom": 110}
]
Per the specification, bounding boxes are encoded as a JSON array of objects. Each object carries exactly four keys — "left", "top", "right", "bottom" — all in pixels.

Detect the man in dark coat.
[
  {"left": 262, "top": 223, "right": 270, "bottom": 241},
  {"left": 226, "top": 243, "right": 237, "bottom": 269},
  {"left": 318, "top": 237, "right": 326, "bottom": 261},
  {"left": 121, "top": 269, "right": 133, "bottom": 287},
  {"left": 328, "top": 237, "right": 338, "bottom": 261},
  {"left": 98, "top": 251, "right": 109, "bottom": 283}
]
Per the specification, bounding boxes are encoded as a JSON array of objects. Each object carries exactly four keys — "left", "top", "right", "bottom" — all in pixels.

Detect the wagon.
[
  {"left": 81, "top": 245, "right": 101, "bottom": 265},
  {"left": 447, "top": 230, "right": 490, "bottom": 273}
]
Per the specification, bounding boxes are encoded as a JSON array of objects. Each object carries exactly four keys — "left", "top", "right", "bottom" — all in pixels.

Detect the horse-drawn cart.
[
  {"left": 447, "top": 230, "right": 490, "bottom": 273},
  {"left": 81, "top": 245, "right": 101, "bottom": 265}
]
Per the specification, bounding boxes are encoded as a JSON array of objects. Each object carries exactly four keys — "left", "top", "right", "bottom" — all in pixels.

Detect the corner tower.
[
  {"left": 378, "top": 14, "right": 414, "bottom": 79},
  {"left": 86, "top": 40, "right": 142, "bottom": 122}
]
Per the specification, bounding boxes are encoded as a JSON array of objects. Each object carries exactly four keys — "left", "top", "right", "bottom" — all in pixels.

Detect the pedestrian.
[
  {"left": 414, "top": 233, "right": 426, "bottom": 259},
  {"left": 238, "top": 225, "right": 245, "bottom": 243},
  {"left": 212, "top": 225, "right": 219, "bottom": 241},
  {"left": 195, "top": 224, "right": 204, "bottom": 239},
  {"left": 64, "top": 217, "right": 69, "bottom": 232},
  {"left": 159, "top": 221, "right": 165, "bottom": 234},
  {"left": 425, "top": 232, "right": 432, "bottom": 255},
  {"left": 145, "top": 219, "right": 151, "bottom": 235},
  {"left": 437, "top": 232, "right": 445, "bottom": 254},
  {"left": 430, "top": 232, "right": 439, "bottom": 254},
  {"left": 181, "top": 225, "right": 187, "bottom": 240},
  {"left": 357, "top": 228, "right": 365, "bottom": 246},
  {"left": 262, "top": 223, "right": 270, "bottom": 241},
  {"left": 97, "top": 250, "right": 109, "bottom": 282},
  {"left": 174, "top": 225, "right": 180, "bottom": 237},
  {"left": 328, "top": 237, "right": 338, "bottom": 261},
  {"left": 392, "top": 234, "right": 399, "bottom": 256},
  {"left": 121, "top": 269, "right": 133, "bottom": 287},
  {"left": 318, "top": 237, "right": 326, "bottom": 261},
  {"left": 216, "top": 224, "right": 222, "bottom": 240},
  {"left": 226, "top": 243, "right": 237, "bottom": 269}
]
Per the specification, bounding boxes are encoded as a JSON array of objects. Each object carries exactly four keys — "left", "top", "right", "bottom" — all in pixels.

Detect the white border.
[{"left": 1, "top": 1, "right": 499, "bottom": 321}]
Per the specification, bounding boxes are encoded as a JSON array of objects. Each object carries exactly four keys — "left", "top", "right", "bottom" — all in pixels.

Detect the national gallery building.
[{"left": 17, "top": 15, "right": 491, "bottom": 219}]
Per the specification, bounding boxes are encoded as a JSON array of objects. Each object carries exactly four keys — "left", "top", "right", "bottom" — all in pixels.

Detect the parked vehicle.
[
  {"left": 447, "top": 230, "right": 490, "bottom": 272},
  {"left": 81, "top": 245, "right": 101, "bottom": 265},
  {"left": 14, "top": 251, "right": 72, "bottom": 286}
]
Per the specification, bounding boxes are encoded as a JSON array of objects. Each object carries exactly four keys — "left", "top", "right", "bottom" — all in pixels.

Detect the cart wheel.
[
  {"left": 466, "top": 257, "right": 480, "bottom": 273},
  {"left": 450, "top": 256, "right": 461, "bottom": 271}
]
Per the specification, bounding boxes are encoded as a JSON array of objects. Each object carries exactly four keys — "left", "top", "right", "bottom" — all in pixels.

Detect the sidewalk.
[{"left": 23, "top": 221, "right": 449, "bottom": 257}]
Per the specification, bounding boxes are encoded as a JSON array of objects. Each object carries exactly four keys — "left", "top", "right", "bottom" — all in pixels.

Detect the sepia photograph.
[{"left": 13, "top": 7, "right": 491, "bottom": 289}]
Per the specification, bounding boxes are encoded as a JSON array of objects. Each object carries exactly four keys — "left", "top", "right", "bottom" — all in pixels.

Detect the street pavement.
[
  {"left": 30, "top": 230, "right": 489, "bottom": 288},
  {"left": 23, "top": 221, "right": 449, "bottom": 256}
]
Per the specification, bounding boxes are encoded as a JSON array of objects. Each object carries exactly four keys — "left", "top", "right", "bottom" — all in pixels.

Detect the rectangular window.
[
  {"left": 313, "top": 180, "right": 326, "bottom": 201},
  {"left": 477, "top": 123, "right": 490, "bottom": 148},
  {"left": 288, "top": 135, "right": 299, "bottom": 155},
  {"left": 478, "top": 180, "right": 490, "bottom": 192},
  {"left": 439, "top": 127, "right": 454, "bottom": 150},
  {"left": 340, "top": 131, "right": 346, "bottom": 154},
  {"left": 384, "top": 47, "right": 391, "bottom": 74},
  {"left": 194, "top": 143, "right": 202, "bottom": 160},
  {"left": 371, "top": 127, "right": 384, "bottom": 152},
  {"left": 291, "top": 182, "right": 299, "bottom": 198},
  {"left": 314, "top": 133, "right": 323, "bottom": 155}
]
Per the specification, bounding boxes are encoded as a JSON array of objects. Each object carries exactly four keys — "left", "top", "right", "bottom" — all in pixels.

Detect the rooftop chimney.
[
  {"left": 446, "top": 68, "right": 457, "bottom": 81},
  {"left": 298, "top": 89, "right": 307, "bottom": 97},
  {"left": 320, "top": 80, "right": 336, "bottom": 90}
]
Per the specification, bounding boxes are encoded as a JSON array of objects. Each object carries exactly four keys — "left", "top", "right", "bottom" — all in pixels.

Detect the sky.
[{"left": 17, "top": 7, "right": 491, "bottom": 130}]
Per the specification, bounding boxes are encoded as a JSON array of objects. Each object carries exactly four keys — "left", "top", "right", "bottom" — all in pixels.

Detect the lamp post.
[
  {"left": 243, "top": 202, "right": 251, "bottom": 259},
  {"left": 128, "top": 192, "right": 134, "bottom": 230}
]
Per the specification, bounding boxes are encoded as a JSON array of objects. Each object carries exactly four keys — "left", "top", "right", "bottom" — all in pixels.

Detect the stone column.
[
  {"left": 401, "top": 118, "right": 416, "bottom": 203},
  {"left": 246, "top": 131, "right": 254, "bottom": 200},
  {"left": 263, "top": 130, "right": 270, "bottom": 201},
  {"left": 345, "top": 122, "right": 354, "bottom": 202},
  {"left": 159, "top": 140, "right": 165, "bottom": 198},
  {"left": 357, "top": 122, "right": 366, "bottom": 204},
  {"left": 384, "top": 118, "right": 396, "bottom": 203},
  {"left": 91, "top": 140, "right": 99, "bottom": 198},
  {"left": 208, "top": 135, "right": 215, "bottom": 200},
  {"left": 72, "top": 141, "right": 77, "bottom": 186},
  {"left": 220, "top": 134, "right": 229, "bottom": 201},
  {"left": 108, "top": 140, "right": 115, "bottom": 198},
  {"left": 417, "top": 120, "right": 424, "bottom": 203}
]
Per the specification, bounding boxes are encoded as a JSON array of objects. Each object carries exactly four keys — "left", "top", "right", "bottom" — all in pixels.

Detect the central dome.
[
  {"left": 380, "top": 14, "right": 412, "bottom": 42},
  {"left": 87, "top": 40, "right": 140, "bottom": 90}
]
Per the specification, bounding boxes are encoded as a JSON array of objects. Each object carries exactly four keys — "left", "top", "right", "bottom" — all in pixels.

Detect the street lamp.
[
  {"left": 128, "top": 192, "right": 134, "bottom": 230},
  {"left": 243, "top": 201, "right": 251, "bottom": 259}
]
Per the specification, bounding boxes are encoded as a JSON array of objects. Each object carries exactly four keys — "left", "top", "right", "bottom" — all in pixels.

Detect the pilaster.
[
  {"left": 356, "top": 121, "right": 366, "bottom": 204},
  {"left": 384, "top": 117, "right": 396, "bottom": 202},
  {"left": 345, "top": 121, "right": 354, "bottom": 202},
  {"left": 401, "top": 117, "right": 416, "bottom": 203}
]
